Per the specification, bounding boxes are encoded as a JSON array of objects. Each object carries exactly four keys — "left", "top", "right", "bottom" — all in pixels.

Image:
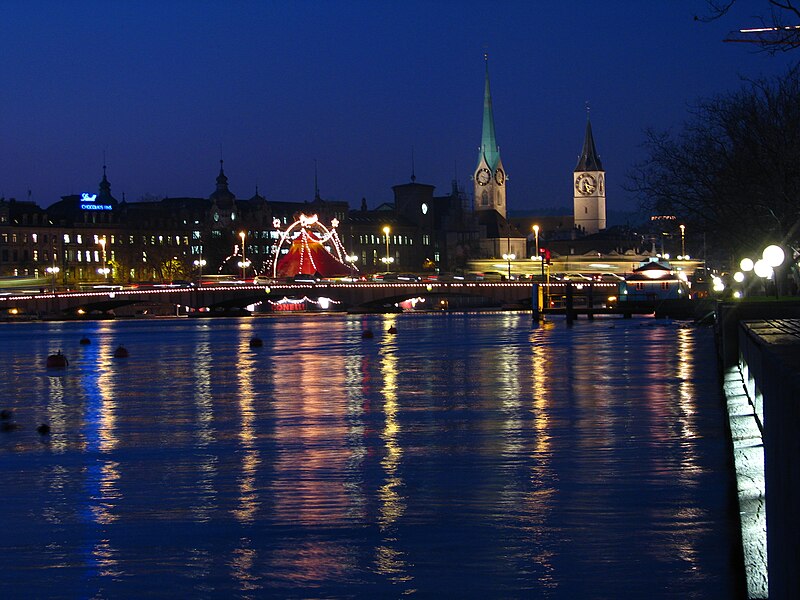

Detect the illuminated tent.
[{"left": 273, "top": 214, "right": 352, "bottom": 278}]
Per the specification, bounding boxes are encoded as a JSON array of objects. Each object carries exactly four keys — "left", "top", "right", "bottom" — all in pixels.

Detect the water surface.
[{"left": 0, "top": 313, "right": 741, "bottom": 598}]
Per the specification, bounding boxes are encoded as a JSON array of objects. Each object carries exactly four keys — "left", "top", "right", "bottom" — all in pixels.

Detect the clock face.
[
  {"left": 575, "top": 173, "right": 597, "bottom": 195},
  {"left": 421, "top": 203, "right": 428, "bottom": 215},
  {"left": 494, "top": 169, "right": 505, "bottom": 186},
  {"left": 476, "top": 168, "right": 491, "bottom": 185}
]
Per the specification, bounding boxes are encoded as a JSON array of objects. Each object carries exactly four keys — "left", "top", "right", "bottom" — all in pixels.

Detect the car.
[
  {"left": 561, "top": 272, "right": 593, "bottom": 281},
  {"left": 594, "top": 272, "right": 625, "bottom": 282}
]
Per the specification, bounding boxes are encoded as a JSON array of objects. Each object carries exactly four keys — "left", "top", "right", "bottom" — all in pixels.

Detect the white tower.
[{"left": 573, "top": 118, "right": 606, "bottom": 234}]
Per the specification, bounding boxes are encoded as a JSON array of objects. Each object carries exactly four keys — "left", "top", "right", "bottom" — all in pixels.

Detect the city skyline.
[{"left": 1, "top": 1, "right": 797, "bottom": 213}]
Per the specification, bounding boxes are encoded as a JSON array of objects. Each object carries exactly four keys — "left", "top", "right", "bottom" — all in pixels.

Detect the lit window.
[
  {"left": 32, "top": 233, "right": 38, "bottom": 243},
  {"left": 76, "top": 234, "right": 82, "bottom": 244}
]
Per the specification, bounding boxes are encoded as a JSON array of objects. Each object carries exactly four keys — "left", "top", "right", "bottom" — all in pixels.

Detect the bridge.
[{"left": 0, "top": 280, "right": 623, "bottom": 318}]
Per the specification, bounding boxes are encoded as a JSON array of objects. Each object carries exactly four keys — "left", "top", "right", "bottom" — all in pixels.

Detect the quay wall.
[{"left": 718, "top": 304, "right": 800, "bottom": 599}]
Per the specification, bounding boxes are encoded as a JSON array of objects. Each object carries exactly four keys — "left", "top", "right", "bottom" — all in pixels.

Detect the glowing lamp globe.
[
  {"left": 733, "top": 272, "right": 745, "bottom": 283},
  {"left": 740, "top": 258, "right": 754, "bottom": 272},
  {"left": 753, "top": 259, "right": 773, "bottom": 279},
  {"left": 762, "top": 245, "right": 785, "bottom": 268}
]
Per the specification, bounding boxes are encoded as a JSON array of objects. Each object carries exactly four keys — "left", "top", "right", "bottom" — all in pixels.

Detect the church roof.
[
  {"left": 477, "top": 56, "right": 501, "bottom": 172},
  {"left": 210, "top": 160, "right": 235, "bottom": 203},
  {"left": 575, "top": 119, "right": 603, "bottom": 172},
  {"left": 476, "top": 209, "right": 524, "bottom": 239}
]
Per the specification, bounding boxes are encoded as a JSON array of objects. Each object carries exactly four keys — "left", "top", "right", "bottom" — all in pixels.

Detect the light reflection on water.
[{"left": 0, "top": 314, "right": 740, "bottom": 598}]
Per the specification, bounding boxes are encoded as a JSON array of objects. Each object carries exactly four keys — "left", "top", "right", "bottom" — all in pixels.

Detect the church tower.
[
  {"left": 573, "top": 117, "right": 606, "bottom": 234},
  {"left": 474, "top": 55, "right": 507, "bottom": 218}
]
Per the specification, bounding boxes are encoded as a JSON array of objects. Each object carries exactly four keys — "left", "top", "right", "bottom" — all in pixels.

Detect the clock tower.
[
  {"left": 573, "top": 117, "right": 606, "bottom": 234},
  {"left": 474, "top": 55, "right": 507, "bottom": 218}
]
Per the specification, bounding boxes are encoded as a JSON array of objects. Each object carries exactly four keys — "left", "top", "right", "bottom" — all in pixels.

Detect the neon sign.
[{"left": 80, "top": 192, "right": 112, "bottom": 211}]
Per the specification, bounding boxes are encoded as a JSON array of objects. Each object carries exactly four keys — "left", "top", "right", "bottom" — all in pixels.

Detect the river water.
[{"left": 0, "top": 313, "right": 741, "bottom": 599}]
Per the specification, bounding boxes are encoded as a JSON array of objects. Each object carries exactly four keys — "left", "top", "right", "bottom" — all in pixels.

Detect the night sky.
[{"left": 1, "top": 1, "right": 797, "bottom": 214}]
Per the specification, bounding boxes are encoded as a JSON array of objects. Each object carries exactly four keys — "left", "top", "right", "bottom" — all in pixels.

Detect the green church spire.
[{"left": 478, "top": 54, "right": 501, "bottom": 171}]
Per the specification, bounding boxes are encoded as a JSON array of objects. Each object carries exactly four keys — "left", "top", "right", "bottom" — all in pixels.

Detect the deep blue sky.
[{"left": 1, "top": 1, "right": 797, "bottom": 213}]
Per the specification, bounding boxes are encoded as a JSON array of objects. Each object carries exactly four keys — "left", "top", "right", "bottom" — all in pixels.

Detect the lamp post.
[
  {"left": 238, "top": 231, "right": 250, "bottom": 280},
  {"left": 741, "top": 245, "right": 785, "bottom": 298},
  {"left": 381, "top": 226, "right": 394, "bottom": 271},
  {"left": 97, "top": 237, "right": 110, "bottom": 282},
  {"left": 193, "top": 258, "right": 207, "bottom": 284},
  {"left": 46, "top": 266, "right": 60, "bottom": 293},
  {"left": 533, "top": 224, "right": 539, "bottom": 261},
  {"left": 762, "top": 244, "right": 785, "bottom": 298},
  {"left": 502, "top": 253, "right": 516, "bottom": 280},
  {"left": 345, "top": 254, "right": 358, "bottom": 278},
  {"left": 679, "top": 224, "right": 686, "bottom": 259}
]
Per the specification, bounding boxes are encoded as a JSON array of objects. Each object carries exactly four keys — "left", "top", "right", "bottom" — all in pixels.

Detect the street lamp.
[
  {"left": 679, "top": 224, "right": 686, "bottom": 259},
  {"left": 345, "top": 254, "right": 358, "bottom": 278},
  {"left": 97, "top": 236, "right": 110, "bottom": 281},
  {"left": 381, "top": 226, "right": 394, "bottom": 270},
  {"left": 502, "top": 253, "right": 516, "bottom": 280},
  {"left": 46, "top": 266, "right": 60, "bottom": 293},
  {"left": 740, "top": 246, "right": 785, "bottom": 297},
  {"left": 193, "top": 258, "right": 207, "bottom": 284},
  {"left": 238, "top": 231, "right": 250, "bottom": 280}
]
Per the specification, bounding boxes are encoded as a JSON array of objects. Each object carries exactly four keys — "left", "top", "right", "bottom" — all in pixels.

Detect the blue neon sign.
[{"left": 80, "top": 193, "right": 112, "bottom": 211}]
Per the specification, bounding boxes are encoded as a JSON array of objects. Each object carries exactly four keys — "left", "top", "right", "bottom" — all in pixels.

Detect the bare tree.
[
  {"left": 629, "top": 65, "right": 800, "bottom": 263},
  {"left": 698, "top": 0, "right": 800, "bottom": 52}
]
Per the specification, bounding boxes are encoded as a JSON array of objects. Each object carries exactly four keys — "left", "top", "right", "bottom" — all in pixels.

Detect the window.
[
  {"left": 32, "top": 233, "right": 38, "bottom": 243},
  {"left": 423, "top": 235, "right": 430, "bottom": 245},
  {"left": 661, "top": 282, "right": 670, "bottom": 290},
  {"left": 33, "top": 250, "right": 39, "bottom": 261},
  {"left": 76, "top": 234, "right": 82, "bottom": 244},
  {"left": 64, "top": 234, "right": 70, "bottom": 244},
  {"left": 12, "top": 233, "right": 17, "bottom": 243}
]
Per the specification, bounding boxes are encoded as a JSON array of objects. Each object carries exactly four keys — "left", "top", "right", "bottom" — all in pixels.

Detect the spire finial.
[
  {"left": 585, "top": 101, "right": 591, "bottom": 120},
  {"left": 314, "top": 159, "right": 320, "bottom": 201},
  {"left": 411, "top": 147, "right": 416, "bottom": 183}
]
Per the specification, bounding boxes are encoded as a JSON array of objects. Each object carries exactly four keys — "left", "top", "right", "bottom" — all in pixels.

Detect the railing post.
[{"left": 566, "top": 283, "right": 574, "bottom": 326}]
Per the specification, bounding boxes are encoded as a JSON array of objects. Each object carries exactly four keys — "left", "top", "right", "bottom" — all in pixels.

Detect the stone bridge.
[{"left": 0, "top": 281, "right": 620, "bottom": 317}]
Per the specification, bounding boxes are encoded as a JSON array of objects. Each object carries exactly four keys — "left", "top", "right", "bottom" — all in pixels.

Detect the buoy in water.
[
  {"left": 36, "top": 424, "right": 51, "bottom": 435},
  {"left": 249, "top": 337, "right": 263, "bottom": 348},
  {"left": 79, "top": 336, "right": 91, "bottom": 345},
  {"left": 113, "top": 345, "right": 129, "bottom": 358},
  {"left": 46, "top": 351, "right": 69, "bottom": 368},
  {"left": 362, "top": 329, "right": 374, "bottom": 339},
  {"left": 387, "top": 325, "right": 397, "bottom": 334}
]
